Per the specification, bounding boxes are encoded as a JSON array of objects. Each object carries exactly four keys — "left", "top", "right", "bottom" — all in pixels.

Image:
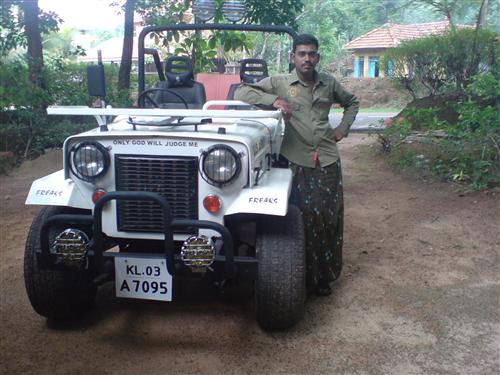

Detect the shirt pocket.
[{"left": 315, "top": 97, "right": 332, "bottom": 111}]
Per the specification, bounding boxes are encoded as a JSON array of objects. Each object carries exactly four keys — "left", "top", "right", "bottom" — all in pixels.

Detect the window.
[
  {"left": 354, "top": 56, "right": 364, "bottom": 78},
  {"left": 385, "top": 59, "right": 395, "bottom": 77}
]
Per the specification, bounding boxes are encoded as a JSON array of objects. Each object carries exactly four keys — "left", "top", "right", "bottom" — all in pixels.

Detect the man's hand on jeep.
[
  {"left": 334, "top": 128, "right": 344, "bottom": 142},
  {"left": 273, "top": 98, "right": 293, "bottom": 121}
]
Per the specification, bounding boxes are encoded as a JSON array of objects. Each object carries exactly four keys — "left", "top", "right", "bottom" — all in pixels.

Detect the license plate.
[{"left": 115, "top": 255, "right": 173, "bottom": 301}]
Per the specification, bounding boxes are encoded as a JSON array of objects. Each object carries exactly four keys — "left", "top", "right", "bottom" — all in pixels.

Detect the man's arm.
[
  {"left": 332, "top": 80, "right": 359, "bottom": 139},
  {"left": 234, "top": 77, "right": 278, "bottom": 107},
  {"left": 234, "top": 77, "right": 293, "bottom": 121}
]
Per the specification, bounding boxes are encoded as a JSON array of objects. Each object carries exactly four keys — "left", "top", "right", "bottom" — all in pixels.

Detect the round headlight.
[
  {"left": 71, "top": 141, "right": 110, "bottom": 182},
  {"left": 202, "top": 145, "right": 241, "bottom": 186}
]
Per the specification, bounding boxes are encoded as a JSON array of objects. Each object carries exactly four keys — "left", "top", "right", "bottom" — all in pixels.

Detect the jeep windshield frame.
[{"left": 137, "top": 23, "right": 298, "bottom": 94}]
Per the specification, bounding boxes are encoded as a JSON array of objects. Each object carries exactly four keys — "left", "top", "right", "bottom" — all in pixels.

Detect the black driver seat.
[
  {"left": 153, "top": 56, "right": 206, "bottom": 109},
  {"left": 226, "top": 58, "right": 269, "bottom": 101}
]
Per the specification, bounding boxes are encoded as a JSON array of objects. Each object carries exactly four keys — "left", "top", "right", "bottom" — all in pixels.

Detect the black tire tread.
[
  {"left": 255, "top": 205, "right": 306, "bottom": 330},
  {"left": 24, "top": 206, "right": 96, "bottom": 320}
]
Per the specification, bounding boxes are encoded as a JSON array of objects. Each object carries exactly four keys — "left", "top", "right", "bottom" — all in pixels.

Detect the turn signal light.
[
  {"left": 203, "top": 195, "right": 221, "bottom": 213},
  {"left": 92, "top": 189, "right": 107, "bottom": 203}
]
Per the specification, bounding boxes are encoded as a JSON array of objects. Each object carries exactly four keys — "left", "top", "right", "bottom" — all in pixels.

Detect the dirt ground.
[{"left": 0, "top": 134, "right": 498, "bottom": 375}]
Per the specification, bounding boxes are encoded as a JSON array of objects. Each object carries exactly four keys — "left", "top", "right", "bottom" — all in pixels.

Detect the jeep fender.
[
  {"left": 25, "top": 170, "right": 90, "bottom": 209},
  {"left": 225, "top": 168, "right": 292, "bottom": 216}
]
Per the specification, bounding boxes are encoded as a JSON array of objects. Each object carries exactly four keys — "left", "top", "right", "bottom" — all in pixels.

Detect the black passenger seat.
[
  {"left": 154, "top": 56, "right": 206, "bottom": 109},
  {"left": 226, "top": 58, "right": 269, "bottom": 108}
]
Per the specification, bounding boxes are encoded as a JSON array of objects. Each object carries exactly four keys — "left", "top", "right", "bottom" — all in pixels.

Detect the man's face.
[{"left": 292, "top": 44, "right": 320, "bottom": 76}]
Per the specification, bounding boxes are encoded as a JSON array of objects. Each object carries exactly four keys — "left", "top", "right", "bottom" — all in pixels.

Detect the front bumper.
[{"left": 38, "top": 191, "right": 256, "bottom": 281}]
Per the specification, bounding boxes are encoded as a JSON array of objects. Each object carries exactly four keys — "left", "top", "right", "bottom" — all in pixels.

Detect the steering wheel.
[{"left": 137, "top": 88, "right": 189, "bottom": 109}]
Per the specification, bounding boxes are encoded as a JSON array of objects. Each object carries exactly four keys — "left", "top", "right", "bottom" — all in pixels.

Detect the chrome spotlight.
[
  {"left": 222, "top": 0, "right": 246, "bottom": 23},
  {"left": 52, "top": 228, "right": 89, "bottom": 269},
  {"left": 181, "top": 235, "right": 216, "bottom": 271},
  {"left": 192, "top": 0, "right": 216, "bottom": 22}
]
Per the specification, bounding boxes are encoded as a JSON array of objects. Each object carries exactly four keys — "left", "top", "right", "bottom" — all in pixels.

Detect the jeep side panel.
[
  {"left": 225, "top": 168, "right": 292, "bottom": 216},
  {"left": 25, "top": 170, "right": 91, "bottom": 209}
]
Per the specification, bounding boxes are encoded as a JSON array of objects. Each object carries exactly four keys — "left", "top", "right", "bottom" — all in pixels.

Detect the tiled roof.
[{"left": 343, "top": 21, "right": 457, "bottom": 50}]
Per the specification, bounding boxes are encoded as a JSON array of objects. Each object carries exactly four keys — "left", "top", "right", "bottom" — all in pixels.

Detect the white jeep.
[{"left": 24, "top": 23, "right": 308, "bottom": 330}]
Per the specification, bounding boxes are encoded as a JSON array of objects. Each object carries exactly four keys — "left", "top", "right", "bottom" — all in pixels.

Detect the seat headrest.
[
  {"left": 165, "top": 56, "right": 194, "bottom": 87},
  {"left": 240, "top": 59, "right": 268, "bottom": 83}
]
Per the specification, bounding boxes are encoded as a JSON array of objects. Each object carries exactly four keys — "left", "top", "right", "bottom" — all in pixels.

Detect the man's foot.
[{"left": 315, "top": 280, "right": 332, "bottom": 296}]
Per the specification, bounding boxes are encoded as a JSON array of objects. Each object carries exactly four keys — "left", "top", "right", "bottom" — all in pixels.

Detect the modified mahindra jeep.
[{"left": 24, "top": 23, "right": 309, "bottom": 330}]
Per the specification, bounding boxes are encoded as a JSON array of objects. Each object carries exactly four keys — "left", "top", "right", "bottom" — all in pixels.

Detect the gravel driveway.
[{"left": 1, "top": 134, "right": 498, "bottom": 374}]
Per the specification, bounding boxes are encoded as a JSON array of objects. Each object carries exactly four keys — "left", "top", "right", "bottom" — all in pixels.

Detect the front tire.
[
  {"left": 24, "top": 206, "right": 96, "bottom": 320},
  {"left": 255, "top": 205, "right": 306, "bottom": 330}
]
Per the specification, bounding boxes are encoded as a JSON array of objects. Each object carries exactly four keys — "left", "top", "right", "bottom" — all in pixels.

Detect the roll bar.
[{"left": 137, "top": 23, "right": 298, "bottom": 93}]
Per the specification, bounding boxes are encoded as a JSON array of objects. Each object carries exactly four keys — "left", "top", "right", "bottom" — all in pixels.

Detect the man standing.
[{"left": 235, "top": 34, "right": 359, "bottom": 296}]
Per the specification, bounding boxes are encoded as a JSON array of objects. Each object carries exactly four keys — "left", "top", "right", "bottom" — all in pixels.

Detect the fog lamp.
[
  {"left": 52, "top": 228, "right": 89, "bottom": 269},
  {"left": 181, "top": 235, "right": 216, "bottom": 271}
]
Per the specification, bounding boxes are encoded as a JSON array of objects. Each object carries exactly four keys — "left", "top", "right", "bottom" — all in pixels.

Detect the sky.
[{"left": 38, "top": 0, "right": 124, "bottom": 30}]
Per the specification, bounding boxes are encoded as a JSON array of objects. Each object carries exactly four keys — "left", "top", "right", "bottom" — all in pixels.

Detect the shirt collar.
[{"left": 287, "top": 69, "right": 325, "bottom": 87}]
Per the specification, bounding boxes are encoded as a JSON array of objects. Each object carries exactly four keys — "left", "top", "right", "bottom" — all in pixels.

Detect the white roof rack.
[{"left": 47, "top": 105, "right": 282, "bottom": 120}]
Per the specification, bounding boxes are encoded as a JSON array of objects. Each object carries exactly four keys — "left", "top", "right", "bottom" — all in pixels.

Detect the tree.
[
  {"left": 0, "top": 0, "right": 60, "bottom": 58},
  {"left": 476, "top": 0, "right": 489, "bottom": 29},
  {"left": 415, "top": 0, "right": 458, "bottom": 24},
  {"left": 297, "top": 0, "right": 411, "bottom": 65},
  {"left": 21, "top": 0, "right": 45, "bottom": 90},
  {"left": 118, "top": 0, "right": 135, "bottom": 90},
  {"left": 113, "top": 0, "right": 304, "bottom": 94},
  {"left": 114, "top": 0, "right": 191, "bottom": 92},
  {"left": 43, "top": 27, "right": 87, "bottom": 59},
  {"left": 412, "top": 0, "right": 490, "bottom": 27},
  {"left": 1, "top": 1, "right": 25, "bottom": 57},
  {"left": 382, "top": 28, "right": 498, "bottom": 98},
  {"left": 244, "top": 0, "right": 303, "bottom": 29}
]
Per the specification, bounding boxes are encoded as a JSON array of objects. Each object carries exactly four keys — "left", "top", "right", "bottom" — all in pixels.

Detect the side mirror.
[{"left": 87, "top": 63, "right": 106, "bottom": 98}]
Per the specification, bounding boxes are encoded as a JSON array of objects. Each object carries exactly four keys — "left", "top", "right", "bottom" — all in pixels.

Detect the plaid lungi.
[{"left": 289, "top": 161, "right": 344, "bottom": 287}]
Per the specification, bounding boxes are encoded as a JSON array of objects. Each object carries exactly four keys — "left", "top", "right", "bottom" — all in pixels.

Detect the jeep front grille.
[{"left": 115, "top": 155, "right": 198, "bottom": 233}]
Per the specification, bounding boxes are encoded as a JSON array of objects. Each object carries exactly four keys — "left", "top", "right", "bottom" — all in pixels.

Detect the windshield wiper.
[
  {"left": 127, "top": 117, "right": 214, "bottom": 131},
  {"left": 128, "top": 116, "right": 184, "bottom": 127}
]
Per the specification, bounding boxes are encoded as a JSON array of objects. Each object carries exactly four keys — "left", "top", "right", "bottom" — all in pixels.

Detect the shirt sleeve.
[
  {"left": 331, "top": 80, "right": 359, "bottom": 137},
  {"left": 234, "top": 77, "right": 279, "bottom": 107}
]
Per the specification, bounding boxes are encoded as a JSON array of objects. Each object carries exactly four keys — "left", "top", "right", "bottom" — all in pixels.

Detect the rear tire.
[
  {"left": 24, "top": 206, "right": 96, "bottom": 320},
  {"left": 255, "top": 205, "right": 306, "bottom": 330}
]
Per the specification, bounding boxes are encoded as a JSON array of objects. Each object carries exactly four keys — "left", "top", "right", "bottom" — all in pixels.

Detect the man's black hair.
[{"left": 292, "top": 34, "right": 319, "bottom": 52}]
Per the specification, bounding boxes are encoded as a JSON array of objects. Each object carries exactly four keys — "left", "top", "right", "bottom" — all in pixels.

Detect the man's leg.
[{"left": 291, "top": 161, "right": 344, "bottom": 295}]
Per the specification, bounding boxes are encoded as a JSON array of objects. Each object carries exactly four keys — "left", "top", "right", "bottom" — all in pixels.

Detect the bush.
[
  {"left": 381, "top": 73, "right": 500, "bottom": 190},
  {"left": 0, "top": 57, "right": 134, "bottom": 164},
  {"left": 382, "top": 28, "right": 499, "bottom": 99}
]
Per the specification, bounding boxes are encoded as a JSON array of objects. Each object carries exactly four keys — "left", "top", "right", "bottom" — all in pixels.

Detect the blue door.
[
  {"left": 354, "top": 56, "right": 364, "bottom": 78},
  {"left": 368, "top": 56, "right": 379, "bottom": 78}
]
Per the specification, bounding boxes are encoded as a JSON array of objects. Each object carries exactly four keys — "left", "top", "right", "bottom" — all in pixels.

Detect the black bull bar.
[{"left": 39, "top": 191, "right": 241, "bottom": 278}]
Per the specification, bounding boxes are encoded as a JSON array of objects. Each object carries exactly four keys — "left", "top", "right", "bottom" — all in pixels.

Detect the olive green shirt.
[{"left": 235, "top": 69, "right": 359, "bottom": 167}]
